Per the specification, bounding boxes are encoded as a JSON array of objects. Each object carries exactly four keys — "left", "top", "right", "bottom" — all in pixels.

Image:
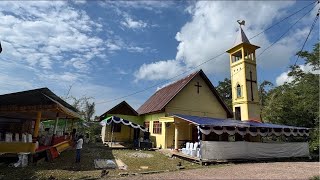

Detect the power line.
[
  {"left": 96, "top": 51, "right": 227, "bottom": 105},
  {"left": 96, "top": 1, "right": 318, "bottom": 105},
  {"left": 261, "top": 7, "right": 319, "bottom": 109},
  {"left": 257, "top": 3, "right": 318, "bottom": 58},
  {"left": 257, "top": 5, "right": 319, "bottom": 85},
  {"left": 248, "top": 0, "right": 316, "bottom": 41},
  {"left": 231, "top": 2, "right": 316, "bottom": 80},
  {"left": 293, "top": 8, "right": 319, "bottom": 66}
]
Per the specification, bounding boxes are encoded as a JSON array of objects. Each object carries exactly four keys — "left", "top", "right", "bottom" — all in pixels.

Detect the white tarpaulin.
[{"left": 200, "top": 141, "right": 309, "bottom": 160}]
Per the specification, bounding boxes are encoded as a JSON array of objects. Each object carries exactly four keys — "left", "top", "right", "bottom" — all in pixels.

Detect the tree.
[
  {"left": 69, "top": 96, "right": 95, "bottom": 121},
  {"left": 259, "top": 80, "right": 273, "bottom": 107},
  {"left": 84, "top": 101, "right": 95, "bottom": 121},
  {"left": 262, "top": 43, "right": 319, "bottom": 153},
  {"left": 216, "top": 78, "right": 232, "bottom": 110}
]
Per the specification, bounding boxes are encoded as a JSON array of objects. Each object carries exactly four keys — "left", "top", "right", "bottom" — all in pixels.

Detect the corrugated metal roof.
[{"left": 137, "top": 70, "right": 232, "bottom": 117}]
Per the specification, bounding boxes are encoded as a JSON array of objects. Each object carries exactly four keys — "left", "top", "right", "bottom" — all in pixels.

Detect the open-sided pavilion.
[{"left": 0, "top": 88, "right": 81, "bottom": 159}]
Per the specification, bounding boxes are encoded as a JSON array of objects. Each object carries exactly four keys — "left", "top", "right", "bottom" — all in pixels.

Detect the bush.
[{"left": 309, "top": 127, "right": 319, "bottom": 155}]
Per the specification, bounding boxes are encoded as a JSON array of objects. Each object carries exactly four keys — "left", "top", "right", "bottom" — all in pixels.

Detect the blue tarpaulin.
[{"left": 173, "top": 114, "right": 309, "bottom": 130}]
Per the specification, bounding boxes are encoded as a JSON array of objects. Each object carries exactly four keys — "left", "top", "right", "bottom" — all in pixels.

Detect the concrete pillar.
[
  {"left": 174, "top": 123, "right": 179, "bottom": 150},
  {"left": 33, "top": 111, "right": 42, "bottom": 138},
  {"left": 163, "top": 122, "right": 167, "bottom": 149}
]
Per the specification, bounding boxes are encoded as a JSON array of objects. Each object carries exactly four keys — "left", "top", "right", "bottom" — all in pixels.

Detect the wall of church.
[
  {"left": 247, "top": 103, "right": 261, "bottom": 120},
  {"left": 233, "top": 103, "right": 249, "bottom": 120},
  {"left": 165, "top": 74, "right": 228, "bottom": 119},
  {"left": 244, "top": 63, "right": 259, "bottom": 103},
  {"left": 142, "top": 113, "right": 166, "bottom": 148}
]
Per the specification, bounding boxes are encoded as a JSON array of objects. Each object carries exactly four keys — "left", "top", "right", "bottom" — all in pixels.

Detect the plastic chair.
[
  {"left": 182, "top": 142, "right": 190, "bottom": 154},
  {"left": 188, "top": 143, "right": 194, "bottom": 155}
]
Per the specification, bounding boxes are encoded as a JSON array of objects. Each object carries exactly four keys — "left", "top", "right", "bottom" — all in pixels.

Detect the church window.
[
  {"left": 144, "top": 122, "right": 150, "bottom": 131},
  {"left": 153, "top": 121, "right": 162, "bottom": 134},
  {"left": 237, "top": 84, "right": 242, "bottom": 98}
]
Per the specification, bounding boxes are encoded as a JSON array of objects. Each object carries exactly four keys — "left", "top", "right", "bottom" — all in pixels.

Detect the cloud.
[
  {"left": 106, "top": 37, "right": 150, "bottom": 53},
  {"left": 275, "top": 71, "right": 295, "bottom": 86},
  {"left": 0, "top": 1, "right": 105, "bottom": 73},
  {"left": 134, "top": 60, "right": 186, "bottom": 81},
  {"left": 72, "top": 0, "right": 87, "bottom": 5},
  {"left": 99, "top": 1, "right": 174, "bottom": 11},
  {"left": 134, "top": 1, "right": 315, "bottom": 82},
  {"left": 121, "top": 16, "right": 147, "bottom": 29},
  {"left": 276, "top": 64, "right": 320, "bottom": 85}
]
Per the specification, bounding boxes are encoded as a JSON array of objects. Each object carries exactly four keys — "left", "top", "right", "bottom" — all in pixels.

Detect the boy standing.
[{"left": 76, "top": 135, "right": 83, "bottom": 163}]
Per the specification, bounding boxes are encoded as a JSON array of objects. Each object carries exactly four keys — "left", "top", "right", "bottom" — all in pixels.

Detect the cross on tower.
[
  {"left": 246, "top": 71, "right": 257, "bottom": 101},
  {"left": 194, "top": 82, "right": 202, "bottom": 94}
]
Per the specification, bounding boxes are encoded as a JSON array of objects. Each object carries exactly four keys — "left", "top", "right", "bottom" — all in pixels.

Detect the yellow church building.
[
  {"left": 99, "top": 24, "right": 310, "bottom": 161},
  {"left": 100, "top": 23, "right": 261, "bottom": 148},
  {"left": 100, "top": 69, "right": 232, "bottom": 149}
]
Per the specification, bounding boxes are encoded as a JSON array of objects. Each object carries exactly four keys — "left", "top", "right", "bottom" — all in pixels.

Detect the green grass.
[
  {"left": 0, "top": 143, "right": 203, "bottom": 180},
  {"left": 310, "top": 175, "right": 320, "bottom": 180}
]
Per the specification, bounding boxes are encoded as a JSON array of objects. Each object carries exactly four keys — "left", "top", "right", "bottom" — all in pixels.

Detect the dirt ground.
[
  {"left": 0, "top": 143, "right": 201, "bottom": 180},
  {"left": 0, "top": 143, "right": 318, "bottom": 179},
  {"left": 115, "top": 162, "right": 320, "bottom": 180}
]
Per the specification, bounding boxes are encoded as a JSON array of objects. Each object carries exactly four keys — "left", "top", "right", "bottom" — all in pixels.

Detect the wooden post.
[
  {"left": 174, "top": 123, "right": 179, "bottom": 150},
  {"left": 33, "top": 111, "right": 42, "bottom": 138},
  {"left": 71, "top": 119, "right": 74, "bottom": 131},
  {"left": 64, "top": 119, "right": 67, "bottom": 133},
  {"left": 53, "top": 116, "right": 59, "bottom": 135}
]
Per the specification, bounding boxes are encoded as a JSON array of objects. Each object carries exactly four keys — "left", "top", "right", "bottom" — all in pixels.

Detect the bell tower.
[{"left": 226, "top": 21, "right": 261, "bottom": 121}]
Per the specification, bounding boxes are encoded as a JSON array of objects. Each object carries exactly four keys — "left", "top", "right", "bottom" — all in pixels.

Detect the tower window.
[
  {"left": 231, "top": 50, "right": 243, "bottom": 63},
  {"left": 237, "top": 84, "right": 242, "bottom": 98},
  {"left": 244, "top": 50, "right": 254, "bottom": 61}
]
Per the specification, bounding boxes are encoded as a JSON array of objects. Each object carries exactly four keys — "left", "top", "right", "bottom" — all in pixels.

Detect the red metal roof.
[{"left": 137, "top": 70, "right": 232, "bottom": 117}]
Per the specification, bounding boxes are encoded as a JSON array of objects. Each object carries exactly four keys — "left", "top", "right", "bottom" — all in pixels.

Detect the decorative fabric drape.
[
  {"left": 100, "top": 116, "right": 147, "bottom": 132},
  {"left": 198, "top": 126, "right": 309, "bottom": 137}
]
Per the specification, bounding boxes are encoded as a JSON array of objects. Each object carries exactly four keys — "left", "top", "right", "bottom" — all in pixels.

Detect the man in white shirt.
[{"left": 76, "top": 135, "right": 83, "bottom": 163}]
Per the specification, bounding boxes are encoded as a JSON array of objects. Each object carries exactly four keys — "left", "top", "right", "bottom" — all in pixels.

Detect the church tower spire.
[{"left": 226, "top": 21, "right": 261, "bottom": 121}]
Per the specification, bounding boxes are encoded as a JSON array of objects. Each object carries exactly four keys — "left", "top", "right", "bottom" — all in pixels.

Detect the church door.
[
  {"left": 192, "top": 125, "right": 198, "bottom": 142},
  {"left": 235, "top": 107, "right": 241, "bottom": 120}
]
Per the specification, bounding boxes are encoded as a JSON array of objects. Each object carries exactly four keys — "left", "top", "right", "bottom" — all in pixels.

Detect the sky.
[{"left": 0, "top": 1, "right": 319, "bottom": 116}]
